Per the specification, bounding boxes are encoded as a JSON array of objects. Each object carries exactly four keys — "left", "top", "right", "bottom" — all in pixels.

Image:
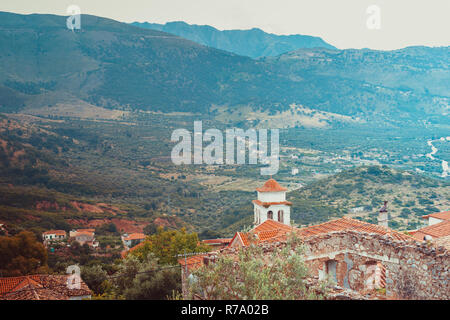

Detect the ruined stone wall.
[
  {"left": 183, "top": 230, "right": 449, "bottom": 300},
  {"left": 299, "top": 231, "right": 449, "bottom": 300}
]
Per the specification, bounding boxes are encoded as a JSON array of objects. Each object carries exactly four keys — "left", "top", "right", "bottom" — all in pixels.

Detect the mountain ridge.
[
  {"left": 130, "top": 20, "right": 337, "bottom": 58},
  {"left": 0, "top": 12, "right": 448, "bottom": 124}
]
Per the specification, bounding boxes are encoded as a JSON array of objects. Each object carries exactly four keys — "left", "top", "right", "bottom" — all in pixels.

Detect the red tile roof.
[
  {"left": 297, "top": 217, "right": 413, "bottom": 241},
  {"left": 229, "top": 217, "right": 413, "bottom": 248},
  {"left": 202, "top": 238, "right": 232, "bottom": 245},
  {"left": 256, "top": 178, "right": 287, "bottom": 192},
  {"left": 74, "top": 231, "right": 94, "bottom": 237},
  {"left": 252, "top": 200, "right": 292, "bottom": 208},
  {"left": 434, "top": 235, "right": 450, "bottom": 249},
  {"left": 252, "top": 219, "right": 296, "bottom": 234},
  {"left": 228, "top": 220, "right": 298, "bottom": 247},
  {"left": 43, "top": 230, "right": 66, "bottom": 236},
  {"left": 0, "top": 275, "right": 91, "bottom": 300},
  {"left": 177, "top": 254, "right": 208, "bottom": 272},
  {"left": 180, "top": 217, "right": 416, "bottom": 272},
  {"left": 410, "top": 220, "right": 450, "bottom": 240},
  {"left": 121, "top": 240, "right": 148, "bottom": 258},
  {"left": 421, "top": 211, "right": 450, "bottom": 221}
]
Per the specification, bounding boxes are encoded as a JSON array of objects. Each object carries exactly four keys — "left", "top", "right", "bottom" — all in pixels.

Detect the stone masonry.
[{"left": 192, "top": 230, "right": 449, "bottom": 300}]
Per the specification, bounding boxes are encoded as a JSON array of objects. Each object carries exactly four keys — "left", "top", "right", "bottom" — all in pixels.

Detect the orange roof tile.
[
  {"left": 43, "top": 230, "right": 66, "bottom": 236},
  {"left": 252, "top": 219, "right": 297, "bottom": 234},
  {"left": 297, "top": 217, "right": 413, "bottom": 241},
  {"left": 433, "top": 234, "right": 450, "bottom": 249},
  {"left": 123, "top": 233, "right": 146, "bottom": 241},
  {"left": 0, "top": 275, "right": 91, "bottom": 300},
  {"left": 202, "top": 238, "right": 232, "bottom": 245},
  {"left": 421, "top": 211, "right": 450, "bottom": 221},
  {"left": 230, "top": 217, "right": 413, "bottom": 248},
  {"left": 256, "top": 178, "right": 287, "bottom": 192},
  {"left": 73, "top": 231, "right": 94, "bottom": 237},
  {"left": 252, "top": 200, "right": 292, "bottom": 208},
  {"left": 411, "top": 220, "right": 450, "bottom": 240},
  {"left": 121, "top": 240, "right": 148, "bottom": 258},
  {"left": 178, "top": 254, "right": 208, "bottom": 272}
]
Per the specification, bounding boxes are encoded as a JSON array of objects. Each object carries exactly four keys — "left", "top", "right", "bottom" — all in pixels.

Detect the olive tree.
[{"left": 187, "top": 234, "right": 329, "bottom": 300}]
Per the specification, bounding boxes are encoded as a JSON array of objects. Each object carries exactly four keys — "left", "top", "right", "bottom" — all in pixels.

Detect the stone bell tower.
[{"left": 252, "top": 178, "right": 291, "bottom": 226}]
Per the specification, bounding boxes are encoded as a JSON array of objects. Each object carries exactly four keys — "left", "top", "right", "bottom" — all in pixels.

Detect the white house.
[
  {"left": 422, "top": 211, "right": 450, "bottom": 226},
  {"left": 42, "top": 230, "right": 67, "bottom": 242},
  {"left": 69, "top": 229, "right": 98, "bottom": 248},
  {"left": 252, "top": 178, "right": 291, "bottom": 226}
]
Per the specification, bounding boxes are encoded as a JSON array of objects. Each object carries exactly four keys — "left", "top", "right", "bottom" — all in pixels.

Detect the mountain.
[
  {"left": 289, "top": 166, "right": 449, "bottom": 229},
  {"left": 0, "top": 12, "right": 449, "bottom": 123},
  {"left": 130, "top": 21, "right": 337, "bottom": 58}
]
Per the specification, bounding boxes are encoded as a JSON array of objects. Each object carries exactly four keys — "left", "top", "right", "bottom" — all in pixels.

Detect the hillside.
[
  {"left": 0, "top": 12, "right": 448, "bottom": 124},
  {"left": 131, "top": 21, "right": 337, "bottom": 58},
  {"left": 289, "top": 166, "right": 449, "bottom": 230},
  {"left": 0, "top": 113, "right": 259, "bottom": 235},
  {"left": 0, "top": 110, "right": 448, "bottom": 237}
]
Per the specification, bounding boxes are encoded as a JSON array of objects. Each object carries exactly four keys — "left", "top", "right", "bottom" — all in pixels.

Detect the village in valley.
[
  {"left": 1, "top": 177, "right": 448, "bottom": 300},
  {"left": 0, "top": 0, "right": 449, "bottom": 306}
]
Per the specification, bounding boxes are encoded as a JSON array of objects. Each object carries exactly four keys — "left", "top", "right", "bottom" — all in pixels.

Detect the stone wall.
[
  {"left": 183, "top": 230, "right": 449, "bottom": 300},
  {"left": 298, "top": 231, "right": 449, "bottom": 299}
]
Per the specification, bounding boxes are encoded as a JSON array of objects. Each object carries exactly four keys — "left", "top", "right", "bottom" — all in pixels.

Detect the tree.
[
  {"left": 0, "top": 231, "right": 48, "bottom": 276},
  {"left": 187, "top": 234, "right": 329, "bottom": 300},
  {"left": 113, "top": 254, "right": 181, "bottom": 300},
  {"left": 143, "top": 223, "right": 158, "bottom": 235},
  {"left": 130, "top": 227, "right": 209, "bottom": 265}
]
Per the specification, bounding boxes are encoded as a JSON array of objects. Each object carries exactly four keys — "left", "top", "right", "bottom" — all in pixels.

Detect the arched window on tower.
[
  {"left": 278, "top": 210, "right": 284, "bottom": 223},
  {"left": 267, "top": 211, "right": 273, "bottom": 220}
]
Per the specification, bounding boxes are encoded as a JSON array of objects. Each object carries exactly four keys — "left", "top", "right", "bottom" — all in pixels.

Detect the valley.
[
  {"left": 0, "top": 108, "right": 448, "bottom": 240},
  {"left": 0, "top": 11, "right": 448, "bottom": 242}
]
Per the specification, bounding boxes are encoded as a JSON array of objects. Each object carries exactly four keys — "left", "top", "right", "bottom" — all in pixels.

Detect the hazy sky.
[{"left": 1, "top": 0, "right": 449, "bottom": 50}]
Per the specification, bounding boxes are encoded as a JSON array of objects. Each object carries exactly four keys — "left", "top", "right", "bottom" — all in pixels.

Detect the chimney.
[{"left": 378, "top": 201, "right": 389, "bottom": 228}]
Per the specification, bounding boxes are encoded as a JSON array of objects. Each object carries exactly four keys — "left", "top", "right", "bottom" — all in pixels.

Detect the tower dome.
[{"left": 256, "top": 178, "right": 288, "bottom": 192}]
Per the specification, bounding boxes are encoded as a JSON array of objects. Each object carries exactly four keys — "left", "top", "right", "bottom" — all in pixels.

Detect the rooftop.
[
  {"left": 296, "top": 217, "right": 413, "bottom": 241},
  {"left": 256, "top": 178, "right": 287, "bottom": 193},
  {"left": 177, "top": 254, "right": 208, "bottom": 272},
  {"left": 422, "top": 211, "right": 450, "bottom": 221},
  {"left": 228, "top": 217, "right": 413, "bottom": 248},
  {"left": 0, "top": 274, "right": 91, "bottom": 300},
  {"left": 202, "top": 238, "right": 232, "bottom": 245},
  {"left": 43, "top": 230, "right": 66, "bottom": 236},
  {"left": 410, "top": 220, "right": 450, "bottom": 240},
  {"left": 252, "top": 200, "right": 292, "bottom": 208},
  {"left": 123, "top": 233, "right": 146, "bottom": 241}
]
